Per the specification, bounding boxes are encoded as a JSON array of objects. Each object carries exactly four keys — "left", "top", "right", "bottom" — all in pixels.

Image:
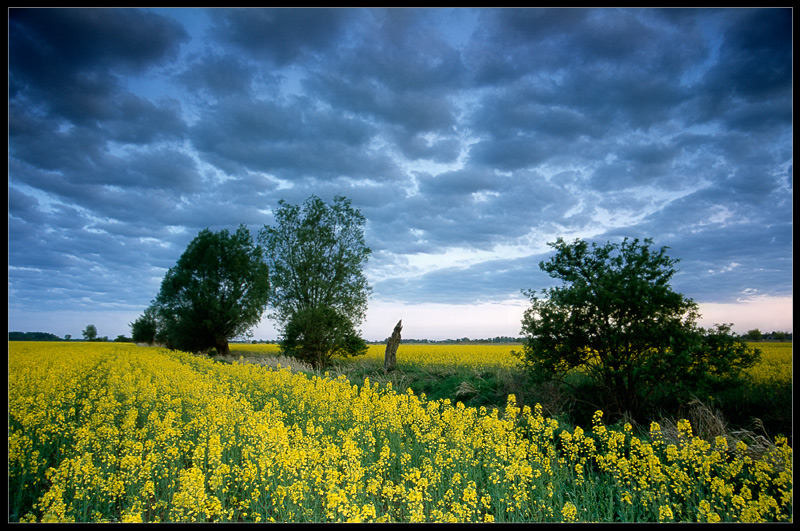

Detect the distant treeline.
[
  {"left": 11, "top": 331, "right": 791, "bottom": 344},
  {"left": 9, "top": 331, "right": 135, "bottom": 342},
  {"left": 244, "top": 336, "right": 523, "bottom": 345},
  {"left": 393, "top": 336, "right": 523, "bottom": 345},
  {"left": 741, "top": 329, "right": 792, "bottom": 341},
  {"left": 9, "top": 331, "right": 65, "bottom": 341}
]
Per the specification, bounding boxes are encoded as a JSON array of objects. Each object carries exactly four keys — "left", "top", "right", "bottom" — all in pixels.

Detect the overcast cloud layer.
[{"left": 9, "top": 8, "right": 793, "bottom": 340}]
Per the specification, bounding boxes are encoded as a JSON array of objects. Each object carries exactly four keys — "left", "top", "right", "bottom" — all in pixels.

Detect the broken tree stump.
[{"left": 384, "top": 319, "right": 402, "bottom": 373}]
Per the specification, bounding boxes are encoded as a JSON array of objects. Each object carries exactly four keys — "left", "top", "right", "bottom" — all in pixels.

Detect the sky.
[{"left": 8, "top": 8, "right": 793, "bottom": 341}]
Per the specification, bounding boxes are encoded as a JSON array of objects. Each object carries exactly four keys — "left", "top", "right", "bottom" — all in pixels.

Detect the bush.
[{"left": 517, "top": 237, "right": 761, "bottom": 422}]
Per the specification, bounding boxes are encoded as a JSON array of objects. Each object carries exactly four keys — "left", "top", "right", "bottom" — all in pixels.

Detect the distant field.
[
  {"left": 744, "top": 342, "right": 792, "bottom": 384},
  {"left": 231, "top": 341, "right": 792, "bottom": 384},
  {"left": 231, "top": 342, "right": 522, "bottom": 369}
]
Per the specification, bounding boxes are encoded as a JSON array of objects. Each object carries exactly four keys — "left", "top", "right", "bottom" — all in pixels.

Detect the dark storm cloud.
[
  {"left": 178, "top": 52, "right": 259, "bottom": 99},
  {"left": 188, "top": 97, "right": 401, "bottom": 182},
  {"left": 702, "top": 9, "right": 792, "bottom": 101},
  {"left": 305, "top": 38, "right": 464, "bottom": 137},
  {"left": 9, "top": 8, "right": 192, "bottom": 223},
  {"left": 9, "top": 8, "right": 186, "bottom": 74},
  {"left": 337, "top": 9, "right": 469, "bottom": 94},
  {"left": 462, "top": 11, "right": 705, "bottom": 174},
  {"left": 300, "top": 9, "right": 467, "bottom": 155},
  {"left": 8, "top": 8, "right": 792, "bottom": 338},
  {"left": 417, "top": 168, "right": 505, "bottom": 197},
  {"left": 377, "top": 168, "right": 580, "bottom": 256},
  {"left": 467, "top": 8, "right": 703, "bottom": 97},
  {"left": 391, "top": 132, "right": 462, "bottom": 164},
  {"left": 8, "top": 186, "right": 43, "bottom": 222},
  {"left": 314, "top": 74, "right": 460, "bottom": 135},
  {"left": 209, "top": 8, "right": 351, "bottom": 65},
  {"left": 373, "top": 252, "right": 554, "bottom": 305},
  {"left": 9, "top": 8, "right": 188, "bottom": 123}
]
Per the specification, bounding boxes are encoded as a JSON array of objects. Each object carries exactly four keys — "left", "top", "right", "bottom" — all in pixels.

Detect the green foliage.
[
  {"left": 8, "top": 331, "right": 64, "bottom": 341},
  {"left": 150, "top": 225, "right": 270, "bottom": 357},
  {"left": 280, "top": 306, "right": 368, "bottom": 369},
  {"left": 82, "top": 324, "right": 98, "bottom": 341},
  {"left": 683, "top": 323, "right": 762, "bottom": 395},
  {"left": 744, "top": 328, "right": 763, "bottom": 341},
  {"left": 516, "top": 237, "right": 761, "bottom": 421},
  {"left": 258, "top": 195, "right": 371, "bottom": 369},
  {"left": 130, "top": 305, "right": 159, "bottom": 345}
]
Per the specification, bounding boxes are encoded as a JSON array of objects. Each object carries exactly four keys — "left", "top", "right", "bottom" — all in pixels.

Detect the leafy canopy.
[
  {"left": 82, "top": 324, "right": 98, "bottom": 341},
  {"left": 516, "top": 237, "right": 760, "bottom": 419},
  {"left": 148, "top": 224, "right": 270, "bottom": 356},
  {"left": 280, "top": 306, "right": 368, "bottom": 369},
  {"left": 258, "top": 195, "right": 371, "bottom": 368},
  {"left": 130, "top": 306, "right": 159, "bottom": 345}
]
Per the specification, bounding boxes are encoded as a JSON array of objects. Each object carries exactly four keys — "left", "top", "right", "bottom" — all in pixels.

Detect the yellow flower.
[
  {"left": 714, "top": 436, "right": 728, "bottom": 451},
  {"left": 561, "top": 501, "right": 578, "bottom": 522},
  {"left": 8, "top": 341, "right": 795, "bottom": 524},
  {"left": 658, "top": 505, "right": 674, "bottom": 522}
]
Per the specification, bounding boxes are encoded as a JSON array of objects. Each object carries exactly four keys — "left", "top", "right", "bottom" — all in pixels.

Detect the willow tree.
[
  {"left": 150, "top": 225, "right": 270, "bottom": 357},
  {"left": 258, "top": 195, "right": 371, "bottom": 368}
]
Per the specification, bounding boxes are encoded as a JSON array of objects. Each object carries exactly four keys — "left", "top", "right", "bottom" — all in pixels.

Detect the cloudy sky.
[{"left": 9, "top": 8, "right": 793, "bottom": 341}]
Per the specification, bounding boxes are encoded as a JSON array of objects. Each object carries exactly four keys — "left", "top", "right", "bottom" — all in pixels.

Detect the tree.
[
  {"left": 516, "top": 237, "right": 761, "bottom": 420},
  {"left": 258, "top": 195, "right": 371, "bottom": 369},
  {"left": 771, "top": 331, "right": 788, "bottom": 341},
  {"left": 8, "top": 331, "right": 62, "bottom": 341},
  {"left": 130, "top": 305, "right": 159, "bottom": 345},
  {"left": 82, "top": 324, "right": 98, "bottom": 341},
  {"left": 281, "top": 306, "right": 368, "bottom": 369},
  {"left": 150, "top": 225, "right": 270, "bottom": 357},
  {"left": 744, "top": 328, "right": 763, "bottom": 341}
]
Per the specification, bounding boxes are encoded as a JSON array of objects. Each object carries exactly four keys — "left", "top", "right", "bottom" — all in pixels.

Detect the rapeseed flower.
[{"left": 9, "top": 342, "right": 793, "bottom": 523}]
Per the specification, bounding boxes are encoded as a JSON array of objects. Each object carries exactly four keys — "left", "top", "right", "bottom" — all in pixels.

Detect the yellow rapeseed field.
[
  {"left": 8, "top": 341, "right": 792, "bottom": 522},
  {"left": 233, "top": 341, "right": 792, "bottom": 384},
  {"left": 745, "top": 342, "right": 792, "bottom": 385},
  {"left": 231, "top": 342, "right": 522, "bottom": 369}
]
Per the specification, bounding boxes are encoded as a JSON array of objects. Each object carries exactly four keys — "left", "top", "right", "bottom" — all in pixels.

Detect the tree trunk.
[
  {"left": 384, "top": 319, "right": 402, "bottom": 373},
  {"left": 215, "top": 337, "right": 230, "bottom": 357}
]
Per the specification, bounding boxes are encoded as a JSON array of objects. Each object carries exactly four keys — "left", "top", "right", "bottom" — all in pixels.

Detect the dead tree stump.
[{"left": 384, "top": 319, "right": 402, "bottom": 373}]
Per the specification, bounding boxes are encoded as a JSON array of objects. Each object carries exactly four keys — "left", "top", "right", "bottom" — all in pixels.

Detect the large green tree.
[
  {"left": 280, "top": 306, "right": 368, "bottom": 369},
  {"left": 149, "top": 225, "right": 270, "bottom": 357},
  {"left": 258, "top": 195, "right": 371, "bottom": 368},
  {"left": 516, "top": 237, "right": 760, "bottom": 420},
  {"left": 130, "top": 305, "right": 159, "bottom": 345},
  {"left": 82, "top": 324, "right": 98, "bottom": 341}
]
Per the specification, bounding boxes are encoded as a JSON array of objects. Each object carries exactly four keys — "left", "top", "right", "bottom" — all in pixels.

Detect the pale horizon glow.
[
  {"left": 9, "top": 295, "right": 792, "bottom": 343},
  {"left": 695, "top": 296, "right": 793, "bottom": 337}
]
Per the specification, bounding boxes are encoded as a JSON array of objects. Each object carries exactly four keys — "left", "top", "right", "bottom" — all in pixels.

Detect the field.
[
  {"left": 744, "top": 342, "right": 794, "bottom": 384},
  {"left": 233, "top": 341, "right": 794, "bottom": 434},
  {"left": 8, "top": 341, "right": 792, "bottom": 522},
  {"left": 230, "top": 341, "right": 792, "bottom": 383}
]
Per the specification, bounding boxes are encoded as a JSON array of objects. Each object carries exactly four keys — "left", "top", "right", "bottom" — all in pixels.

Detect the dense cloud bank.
[{"left": 9, "top": 8, "right": 792, "bottom": 336}]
